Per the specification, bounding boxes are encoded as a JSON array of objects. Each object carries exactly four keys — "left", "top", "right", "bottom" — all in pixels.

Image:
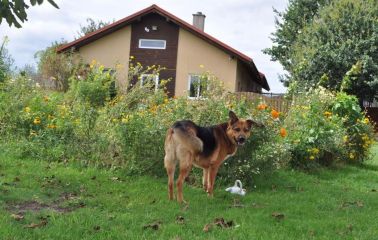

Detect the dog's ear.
[
  {"left": 229, "top": 111, "right": 239, "bottom": 125},
  {"left": 246, "top": 119, "right": 264, "bottom": 129}
]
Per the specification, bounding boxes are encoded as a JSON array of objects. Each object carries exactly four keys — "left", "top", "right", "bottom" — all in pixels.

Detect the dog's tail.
[{"left": 172, "top": 127, "right": 203, "bottom": 154}]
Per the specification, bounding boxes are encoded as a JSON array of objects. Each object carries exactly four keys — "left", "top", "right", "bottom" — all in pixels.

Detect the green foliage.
[
  {"left": 291, "top": 0, "right": 378, "bottom": 102},
  {"left": 76, "top": 18, "right": 112, "bottom": 39},
  {"left": 0, "top": 0, "right": 59, "bottom": 28},
  {"left": 35, "top": 41, "right": 84, "bottom": 91},
  {"left": 332, "top": 92, "right": 375, "bottom": 162},
  {"left": 266, "top": 0, "right": 378, "bottom": 102},
  {"left": 284, "top": 88, "right": 346, "bottom": 168},
  {"left": 284, "top": 87, "right": 375, "bottom": 169},
  {"left": 264, "top": 0, "right": 329, "bottom": 85},
  {"left": 0, "top": 36, "right": 14, "bottom": 83},
  {"left": 0, "top": 61, "right": 375, "bottom": 183},
  {"left": 67, "top": 65, "right": 113, "bottom": 107}
]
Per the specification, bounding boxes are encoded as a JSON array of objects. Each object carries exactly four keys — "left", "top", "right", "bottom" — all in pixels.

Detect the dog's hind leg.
[
  {"left": 202, "top": 168, "right": 209, "bottom": 191},
  {"left": 164, "top": 148, "right": 176, "bottom": 200},
  {"left": 176, "top": 150, "right": 193, "bottom": 203}
]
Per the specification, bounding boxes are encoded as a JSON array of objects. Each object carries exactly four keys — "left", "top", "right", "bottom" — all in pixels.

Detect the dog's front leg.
[{"left": 207, "top": 165, "right": 220, "bottom": 197}]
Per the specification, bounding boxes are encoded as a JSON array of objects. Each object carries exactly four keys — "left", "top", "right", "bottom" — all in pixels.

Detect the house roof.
[{"left": 57, "top": 4, "right": 270, "bottom": 91}]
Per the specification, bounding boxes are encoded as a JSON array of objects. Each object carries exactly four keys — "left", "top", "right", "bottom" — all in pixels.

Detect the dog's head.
[{"left": 226, "top": 111, "right": 261, "bottom": 146}]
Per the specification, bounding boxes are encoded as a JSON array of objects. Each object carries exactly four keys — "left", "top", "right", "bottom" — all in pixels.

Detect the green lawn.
[{"left": 0, "top": 145, "right": 377, "bottom": 240}]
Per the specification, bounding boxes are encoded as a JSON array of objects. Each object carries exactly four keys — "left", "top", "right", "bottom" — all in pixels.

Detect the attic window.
[{"left": 139, "top": 39, "right": 166, "bottom": 49}]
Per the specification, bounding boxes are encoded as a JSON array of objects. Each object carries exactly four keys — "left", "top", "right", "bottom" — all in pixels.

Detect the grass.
[{"left": 0, "top": 144, "right": 377, "bottom": 240}]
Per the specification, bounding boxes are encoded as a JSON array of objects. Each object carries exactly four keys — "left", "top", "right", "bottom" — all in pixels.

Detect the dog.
[{"left": 164, "top": 111, "right": 259, "bottom": 203}]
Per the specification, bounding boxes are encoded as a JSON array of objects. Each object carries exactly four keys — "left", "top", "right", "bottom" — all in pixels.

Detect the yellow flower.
[
  {"left": 47, "top": 124, "right": 56, "bottom": 129},
  {"left": 324, "top": 111, "right": 332, "bottom": 118},
  {"left": 43, "top": 96, "right": 49, "bottom": 102},
  {"left": 361, "top": 134, "right": 369, "bottom": 141},
  {"left": 48, "top": 114, "right": 54, "bottom": 120},
  {"left": 226, "top": 102, "right": 234, "bottom": 109},
  {"left": 112, "top": 118, "right": 118, "bottom": 123},
  {"left": 309, "top": 156, "right": 315, "bottom": 160},
  {"left": 363, "top": 118, "right": 370, "bottom": 124},
  {"left": 130, "top": 56, "right": 135, "bottom": 60},
  {"left": 121, "top": 117, "right": 129, "bottom": 123},
  {"left": 311, "top": 148, "right": 319, "bottom": 155},
  {"left": 33, "top": 117, "right": 41, "bottom": 125},
  {"left": 30, "top": 130, "right": 37, "bottom": 136},
  {"left": 164, "top": 98, "right": 169, "bottom": 104},
  {"left": 24, "top": 107, "right": 31, "bottom": 113},
  {"left": 349, "top": 153, "right": 355, "bottom": 159},
  {"left": 199, "top": 64, "right": 205, "bottom": 69},
  {"left": 90, "top": 59, "right": 97, "bottom": 68},
  {"left": 343, "top": 135, "right": 348, "bottom": 143}
]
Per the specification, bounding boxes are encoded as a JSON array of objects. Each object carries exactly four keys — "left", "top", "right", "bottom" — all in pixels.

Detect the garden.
[
  {"left": 0, "top": 59, "right": 377, "bottom": 239},
  {"left": 1, "top": 0, "right": 378, "bottom": 239}
]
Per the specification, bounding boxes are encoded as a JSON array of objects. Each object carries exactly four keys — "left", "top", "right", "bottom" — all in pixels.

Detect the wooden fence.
[
  {"left": 234, "top": 92, "right": 290, "bottom": 113},
  {"left": 365, "top": 107, "right": 378, "bottom": 132},
  {"left": 235, "top": 92, "right": 377, "bottom": 132}
]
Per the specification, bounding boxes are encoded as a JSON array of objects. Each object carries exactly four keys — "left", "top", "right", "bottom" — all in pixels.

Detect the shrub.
[
  {"left": 100, "top": 71, "right": 288, "bottom": 182},
  {"left": 332, "top": 92, "right": 375, "bottom": 162},
  {"left": 284, "top": 87, "right": 375, "bottom": 169},
  {"left": 1, "top": 60, "right": 375, "bottom": 185},
  {"left": 35, "top": 41, "right": 84, "bottom": 91}
]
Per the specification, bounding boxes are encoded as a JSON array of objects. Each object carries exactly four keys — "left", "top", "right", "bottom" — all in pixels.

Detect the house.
[{"left": 57, "top": 4, "right": 270, "bottom": 97}]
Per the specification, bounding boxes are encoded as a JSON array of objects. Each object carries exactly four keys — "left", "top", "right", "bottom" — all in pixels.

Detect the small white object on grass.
[{"left": 225, "top": 180, "right": 246, "bottom": 196}]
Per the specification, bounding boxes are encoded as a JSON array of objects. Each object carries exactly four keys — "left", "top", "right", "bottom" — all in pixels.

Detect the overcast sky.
[{"left": 0, "top": 0, "right": 288, "bottom": 93}]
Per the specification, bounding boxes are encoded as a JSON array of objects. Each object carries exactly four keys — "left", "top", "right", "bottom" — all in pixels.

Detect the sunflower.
[{"left": 33, "top": 117, "right": 41, "bottom": 125}]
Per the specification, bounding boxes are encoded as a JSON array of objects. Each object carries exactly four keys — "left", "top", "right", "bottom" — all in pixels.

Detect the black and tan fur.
[{"left": 164, "top": 111, "right": 259, "bottom": 203}]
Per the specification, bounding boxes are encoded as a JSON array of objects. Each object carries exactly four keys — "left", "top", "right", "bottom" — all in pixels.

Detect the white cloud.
[{"left": 0, "top": 0, "right": 288, "bottom": 92}]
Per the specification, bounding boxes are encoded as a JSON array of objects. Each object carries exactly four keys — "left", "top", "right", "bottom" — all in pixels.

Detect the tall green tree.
[
  {"left": 0, "top": 0, "right": 59, "bottom": 28},
  {"left": 75, "top": 18, "right": 112, "bottom": 39},
  {"left": 35, "top": 41, "right": 82, "bottom": 91},
  {"left": 264, "top": 0, "right": 329, "bottom": 85},
  {"left": 290, "top": 0, "right": 378, "bottom": 103},
  {"left": 0, "top": 36, "right": 14, "bottom": 82},
  {"left": 265, "top": 0, "right": 378, "bottom": 103}
]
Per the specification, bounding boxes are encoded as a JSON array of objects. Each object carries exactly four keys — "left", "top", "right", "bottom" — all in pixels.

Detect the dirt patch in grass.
[{"left": 6, "top": 192, "right": 86, "bottom": 214}]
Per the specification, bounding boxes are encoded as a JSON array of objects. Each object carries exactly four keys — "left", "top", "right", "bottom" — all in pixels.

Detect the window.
[
  {"left": 188, "top": 74, "right": 208, "bottom": 99},
  {"left": 140, "top": 74, "right": 159, "bottom": 91},
  {"left": 138, "top": 39, "right": 166, "bottom": 49}
]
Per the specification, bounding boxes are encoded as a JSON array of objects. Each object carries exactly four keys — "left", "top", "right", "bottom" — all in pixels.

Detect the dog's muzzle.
[{"left": 236, "top": 137, "right": 246, "bottom": 146}]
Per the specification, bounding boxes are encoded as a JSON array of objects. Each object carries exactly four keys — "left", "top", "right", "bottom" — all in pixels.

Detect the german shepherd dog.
[{"left": 164, "top": 111, "right": 259, "bottom": 203}]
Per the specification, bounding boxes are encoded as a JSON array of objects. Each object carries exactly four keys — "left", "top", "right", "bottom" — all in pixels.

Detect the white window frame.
[
  {"left": 140, "top": 74, "right": 159, "bottom": 91},
  {"left": 138, "top": 39, "right": 166, "bottom": 49},
  {"left": 188, "top": 74, "right": 208, "bottom": 99}
]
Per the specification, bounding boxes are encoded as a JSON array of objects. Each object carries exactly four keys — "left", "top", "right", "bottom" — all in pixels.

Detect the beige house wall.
[
  {"left": 176, "top": 28, "right": 237, "bottom": 96},
  {"left": 78, "top": 26, "right": 131, "bottom": 89}
]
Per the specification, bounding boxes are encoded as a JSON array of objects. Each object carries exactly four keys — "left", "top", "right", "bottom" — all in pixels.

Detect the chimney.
[{"left": 192, "top": 12, "right": 206, "bottom": 31}]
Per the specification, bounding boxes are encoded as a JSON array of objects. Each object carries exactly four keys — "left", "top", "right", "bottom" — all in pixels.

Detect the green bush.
[
  {"left": 332, "top": 92, "right": 375, "bottom": 162},
  {"left": 284, "top": 87, "right": 375, "bottom": 169},
  {"left": 0, "top": 61, "right": 375, "bottom": 184}
]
